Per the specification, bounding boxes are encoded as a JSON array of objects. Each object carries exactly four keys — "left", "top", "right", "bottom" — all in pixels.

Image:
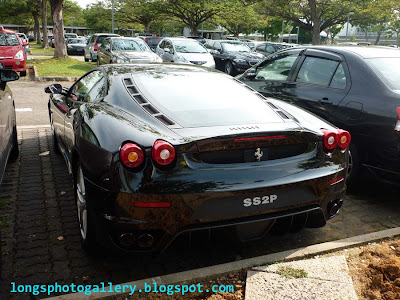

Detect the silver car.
[
  {"left": 97, "top": 37, "right": 162, "bottom": 65},
  {"left": 155, "top": 37, "right": 215, "bottom": 68},
  {"left": 84, "top": 33, "right": 120, "bottom": 62}
]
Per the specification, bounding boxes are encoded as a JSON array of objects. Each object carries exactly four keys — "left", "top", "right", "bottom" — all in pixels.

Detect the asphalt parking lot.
[{"left": 1, "top": 81, "right": 400, "bottom": 299}]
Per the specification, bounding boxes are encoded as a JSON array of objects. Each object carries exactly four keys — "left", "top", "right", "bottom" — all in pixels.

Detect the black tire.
[
  {"left": 20, "top": 71, "right": 27, "bottom": 77},
  {"left": 224, "top": 60, "right": 236, "bottom": 76},
  {"left": 50, "top": 113, "right": 60, "bottom": 154},
  {"left": 74, "top": 163, "right": 110, "bottom": 255},
  {"left": 90, "top": 54, "right": 96, "bottom": 62},
  {"left": 84, "top": 55, "right": 89, "bottom": 62},
  {"left": 346, "top": 143, "right": 360, "bottom": 185},
  {"left": 9, "top": 124, "right": 19, "bottom": 161}
]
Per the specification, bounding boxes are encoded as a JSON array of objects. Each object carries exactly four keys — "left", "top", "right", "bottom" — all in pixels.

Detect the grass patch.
[
  {"left": 276, "top": 266, "right": 308, "bottom": 279},
  {"left": 29, "top": 58, "right": 94, "bottom": 77},
  {"left": 29, "top": 41, "right": 55, "bottom": 55}
]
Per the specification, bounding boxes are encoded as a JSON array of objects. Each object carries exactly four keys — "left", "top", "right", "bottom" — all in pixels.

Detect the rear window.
[
  {"left": 365, "top": 58, "right": 400, "bottom": 91},
  {"left": 0, "top": 33, "right": 20, "bottom": 46},
  {"left": 96, "top": 35, "right": 119, "bottom": 44},
  {"left": 146, "top": 38, "right": 162, "bottom": 47},
  {"left": 133, "top": 71, "right": 283, "bottom": 127}
]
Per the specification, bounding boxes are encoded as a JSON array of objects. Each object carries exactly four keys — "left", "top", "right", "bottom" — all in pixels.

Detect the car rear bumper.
[
  {"left": 0, "top": 58, "right": 26, "bottom": 72},
  {"left": 86, "top": 168, "right": 346, "bottom": 252}
]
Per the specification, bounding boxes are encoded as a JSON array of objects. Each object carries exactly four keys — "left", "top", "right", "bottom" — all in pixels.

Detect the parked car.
[
  {"left": 156, "top": 37, "right": 215, "bottom": 68},
  {"left": 97, "top": 37, "right": 162, "bottom": 65},
  {"left": 254, "top": 42, "right": 295, "bottom": 56},
  {"left": 66, "top": 37, "right": 87, "bottom": 55},
  {"left": 141, "top": 37, "right": 163, "bottom": 52},
  {"left": 0, "top": 69, "right": 19, "bottom": 186},
  {"left": 238, "top": 46, "right": 400, "bottom": 184},
  {"left": 84, "top": 33, "right": 120, "bottom": 62},
  {"left": 47, "top": 34, "right": 54, "bottom": 47},
  {"left": 0, "top": 26, "right": 26, "bottom": 76},
  {"left": 45, "top": 64, "right": 349, "bottom": 253},
  {"left": 246, "top": 41, "right": 265, "bottom": 51},
  {"left": 204, "top": 40, "right": 264, "bottom": 75},
  {"left": 65, "top": 33, "right": 78, "bottom": 40},
  {"left": 16, "top": 33, "right": 29, "bottom": 49}
]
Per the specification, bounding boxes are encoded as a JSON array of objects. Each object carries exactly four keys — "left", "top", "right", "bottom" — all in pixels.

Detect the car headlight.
[
  {"left": 233, "top": 58, "right": 248, "bottom": 65},
  {"left": 14, "top": 50, "right": 24, "bottom": 60},
  {"left": 175, "top": 55, "right": 189, "bottom": 63}
]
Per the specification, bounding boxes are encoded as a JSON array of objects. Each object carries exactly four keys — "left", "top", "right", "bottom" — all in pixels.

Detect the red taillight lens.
[
  {"left": 152, "top": 140, "right": 176, "bottom": 166},
  {"left": 395, "top": 107, "right": 400, "bottom": 132},
  {"left": 133, "top": 202, "right": 170, "bottom": 208},
  {"left": 321, "top": 129, "right": 338, "bottom": 151},
  {"left": 337, "top": 129, "right": 351, "bottom": 150},
  {"left": 120, "top": 143, "right": 144, "bottom": 168},
  {"left": 94, "top": 42, "right": 98, "bottom": 51}
]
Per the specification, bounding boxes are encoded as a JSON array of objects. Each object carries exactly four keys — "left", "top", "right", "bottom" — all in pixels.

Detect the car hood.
[
  {"left": 227, "top": 51, "right": 265, "bottom": 60},
  {"left": 0, "top": 46, "right": 20, "bottom": 58},
  {"left": 114, "top": 51, "right": 160, "bottom": 62},
  {"left": 178, "top": 52, "right": 212, "bottom": 61}
]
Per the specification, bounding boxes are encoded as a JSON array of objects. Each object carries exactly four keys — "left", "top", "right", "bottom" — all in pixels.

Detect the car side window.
[
  {"left": 214, "top": 42, "right": 222, "bottom": 52},
  {"left": 159, "top": 40, "right": 165, "bottom": 49},
  {"left": 256, "top": 43, "right": 265, "bottom": 51},
  {"left": 255, "top": 52, "right": 300, "bottom": 81},
  {"left": 330, "top": 63, "right": 347, "bottom": 89},
  {"left": 165, "top": 41, "right": 174, "bottom": 54},
  {"left": 266, "top": 45, "right": 275, "bottom": 53},
  {"left": 296, "top": 57, "right": 339, "bottom": 86},
  {"left": 70, "top": 71, "right": 105, "bottom": 103}
]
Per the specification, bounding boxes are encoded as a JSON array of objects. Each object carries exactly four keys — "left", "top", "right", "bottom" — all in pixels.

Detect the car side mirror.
[
  {"left": 0, "top": 70, "right": 19, "bottom": 83},
  {"left": 243, "top": 68, "right": 256, "bottom": 79},
  {"left": 44, "top": 83, "right": 63, "bottom": 94}
]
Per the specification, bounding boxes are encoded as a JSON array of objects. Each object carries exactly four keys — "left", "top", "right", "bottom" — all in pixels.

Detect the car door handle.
[{"left": 319, "top": 97, "right": 332, "bottom": 104}]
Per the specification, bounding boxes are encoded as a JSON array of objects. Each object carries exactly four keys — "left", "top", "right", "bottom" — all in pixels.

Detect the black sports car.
[
  {"left": 46, "top": 64, "right": 349, "bottom": 253},
  {"left": 66, "top": 38, "right": 87, "bottom": 55},
  {"left": 204, "top": 40, "right": 265, "bottom": 75},
  {"left": 0, "top": 69, "right": 19, "bottom": 186},
  {"left": 237, "top": 46, "right": 400, "bottom": 185}
]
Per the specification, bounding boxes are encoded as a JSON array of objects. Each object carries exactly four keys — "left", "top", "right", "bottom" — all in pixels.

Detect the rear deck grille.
[{"left": 195, "top": 144, "right": 309, "bottom": 164}]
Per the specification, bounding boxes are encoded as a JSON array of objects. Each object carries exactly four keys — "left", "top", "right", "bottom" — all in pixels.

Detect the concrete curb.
[
  {"left": 30, "top": 65, "right": 78, "bottom": 82},
  {"left": 44, "top": 227, "right": 400, "bottom": 300}
]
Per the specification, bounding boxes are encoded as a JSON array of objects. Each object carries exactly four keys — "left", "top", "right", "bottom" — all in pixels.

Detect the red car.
[{"left": 0, "top": 26, "right": 26, "bottom": 76}]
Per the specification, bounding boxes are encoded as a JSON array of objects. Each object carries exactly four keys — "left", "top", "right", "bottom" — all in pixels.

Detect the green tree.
[
  {"left": 262, "top": 0, "right": 359, "bottom": 45},
  {"left": 83, "top": 1, "right": 112, "bottom": 32}
]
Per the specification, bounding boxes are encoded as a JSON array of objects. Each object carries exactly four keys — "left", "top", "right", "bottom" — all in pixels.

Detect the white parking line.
[
  {"left": 17, "top": 125, "right": 50, "bottom": 129},
  {"left": 15, "top": 108, "right": 33, "bottom": 112}
]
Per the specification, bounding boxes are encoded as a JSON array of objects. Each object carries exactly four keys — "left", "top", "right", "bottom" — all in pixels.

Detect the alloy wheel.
[
  {"left": 76, "top": 167, "right": 88, "bottom": 240},
  {"left": 225, "top": 61, "right": 233, "bottom": 75}
]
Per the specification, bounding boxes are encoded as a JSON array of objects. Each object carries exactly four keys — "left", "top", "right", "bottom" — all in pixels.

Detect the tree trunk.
[
  {"left": 309, "top": 0, "right": 320, "bottom": 45},
  {"left": 33, "top": 11, "right": 40, "bottom": 44},
  {"left": 263, "top": 33, "right": 267, "bottom": 41},
  {"left": 190, "top": 25, "right": 197, "bottom": 36},
  {"left": 42, "top": 0, "right": 48, "bottom": 48},
  {"left": 374, "top": 30, "right": 382, "bottom": 45},
  {"left": 50, "top": 0, "right": 67, "bottom": 58}
]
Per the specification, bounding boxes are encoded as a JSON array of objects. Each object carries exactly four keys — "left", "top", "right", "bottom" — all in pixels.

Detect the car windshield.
[
  {"left": 173, "top": 40, "right": 207, "bottom": 53},
  {"left": 0, "top": 33, "right": 20, "bottom": 46},
  {"left": 112, "top": 39, "right": 149, "bottom": 51},
  {"left": 222, "top": 42, "right": 251, "bottom": 53},
  {"left": 65, "top": 34, "right": 77, "bottom": 38},
  {"left": 68, "top": 38, "right": 85, "bottom": 44},
  {"left": 134, "top": 71, "right": 282, "bottom": 127},
  {"left": 366, "top": 58, "right": 400, "bottom": 91}
]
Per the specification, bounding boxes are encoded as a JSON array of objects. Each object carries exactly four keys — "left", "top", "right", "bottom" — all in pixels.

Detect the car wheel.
[
  {"left": 346, "top": 143, "right": 359, "bottom": 184},
  {"left": 9, "top": 122, "right": 19, "bottom": 161},
  {"left": 75, "top": 164, "right": 96, "bottom": 251},
  {"left": 91, "top": 54, "right": 96, "bottom": 62},
  {"left": 97, "top": 58, "right": 100, "bottom": 66},
  {"left": 20, "top": 71, "right": 27, "bottom": 77},
  {"left": 224, "top": 61, "right": 236, "bottom": 76},
  {"left": 50, "top": 113, "right": 60, "bottom": 154},
  {"left": 84, "top": 55, "right": 89, "bottom": 62}
]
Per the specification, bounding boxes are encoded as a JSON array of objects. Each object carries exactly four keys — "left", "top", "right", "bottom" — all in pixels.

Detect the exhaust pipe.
[
  {"left": 327, "top": 198, "right": 343, "bottom": 218},
  {"left": 137, "top": 234, "right": 154, "bottom": 248},
  {"left": 119, "top": 233, "right": 135, "bottom": 247}
]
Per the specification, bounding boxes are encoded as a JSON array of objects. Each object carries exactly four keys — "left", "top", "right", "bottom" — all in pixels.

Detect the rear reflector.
[
  {"left": 330, "top": 176, "right": 345, "bottom": 185},
  {"left": 234, "top": 135, "right": 286, "bottom": 142},
  {"left": 133, "top": 202, "right": 170, "bottom": 208},
  {"left": 395, "top": 107, "right": 400, "bottom": 132}
]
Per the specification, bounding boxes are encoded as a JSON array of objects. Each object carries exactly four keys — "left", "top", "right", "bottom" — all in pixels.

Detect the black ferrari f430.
[{"left": 46, "top": 64, "right": 350, "bottom": 253}]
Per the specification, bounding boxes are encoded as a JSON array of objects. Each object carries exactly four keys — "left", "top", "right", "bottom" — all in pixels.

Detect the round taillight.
[
  {"left": 152, "top": 140, "right": 176, "bottom": 166},
  {"left": 120, "top": 143, "right": 144, "bottom": 168},
  {"left": 321, "top": 129, "right": 338, "bottom": 151},
  {"left": 337, "top": 129, "right": 351, "bottom": 150}
]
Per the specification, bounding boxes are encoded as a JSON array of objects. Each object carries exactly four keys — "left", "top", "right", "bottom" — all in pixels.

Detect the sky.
[{"left": 75, "top": 0, "right": 97, "bottom": 9}]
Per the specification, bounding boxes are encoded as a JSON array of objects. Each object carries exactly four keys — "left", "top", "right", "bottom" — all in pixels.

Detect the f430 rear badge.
[{"left": 243, "top": 195, "right": 277, "bottom": 207}]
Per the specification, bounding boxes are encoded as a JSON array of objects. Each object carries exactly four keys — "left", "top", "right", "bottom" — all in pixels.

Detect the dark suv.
[
  {"left": 238, "top": 46, "right": 400, "bottom": 184},
  {"left": 84, "top": 33, "right": 120, "bottom": 62}
]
